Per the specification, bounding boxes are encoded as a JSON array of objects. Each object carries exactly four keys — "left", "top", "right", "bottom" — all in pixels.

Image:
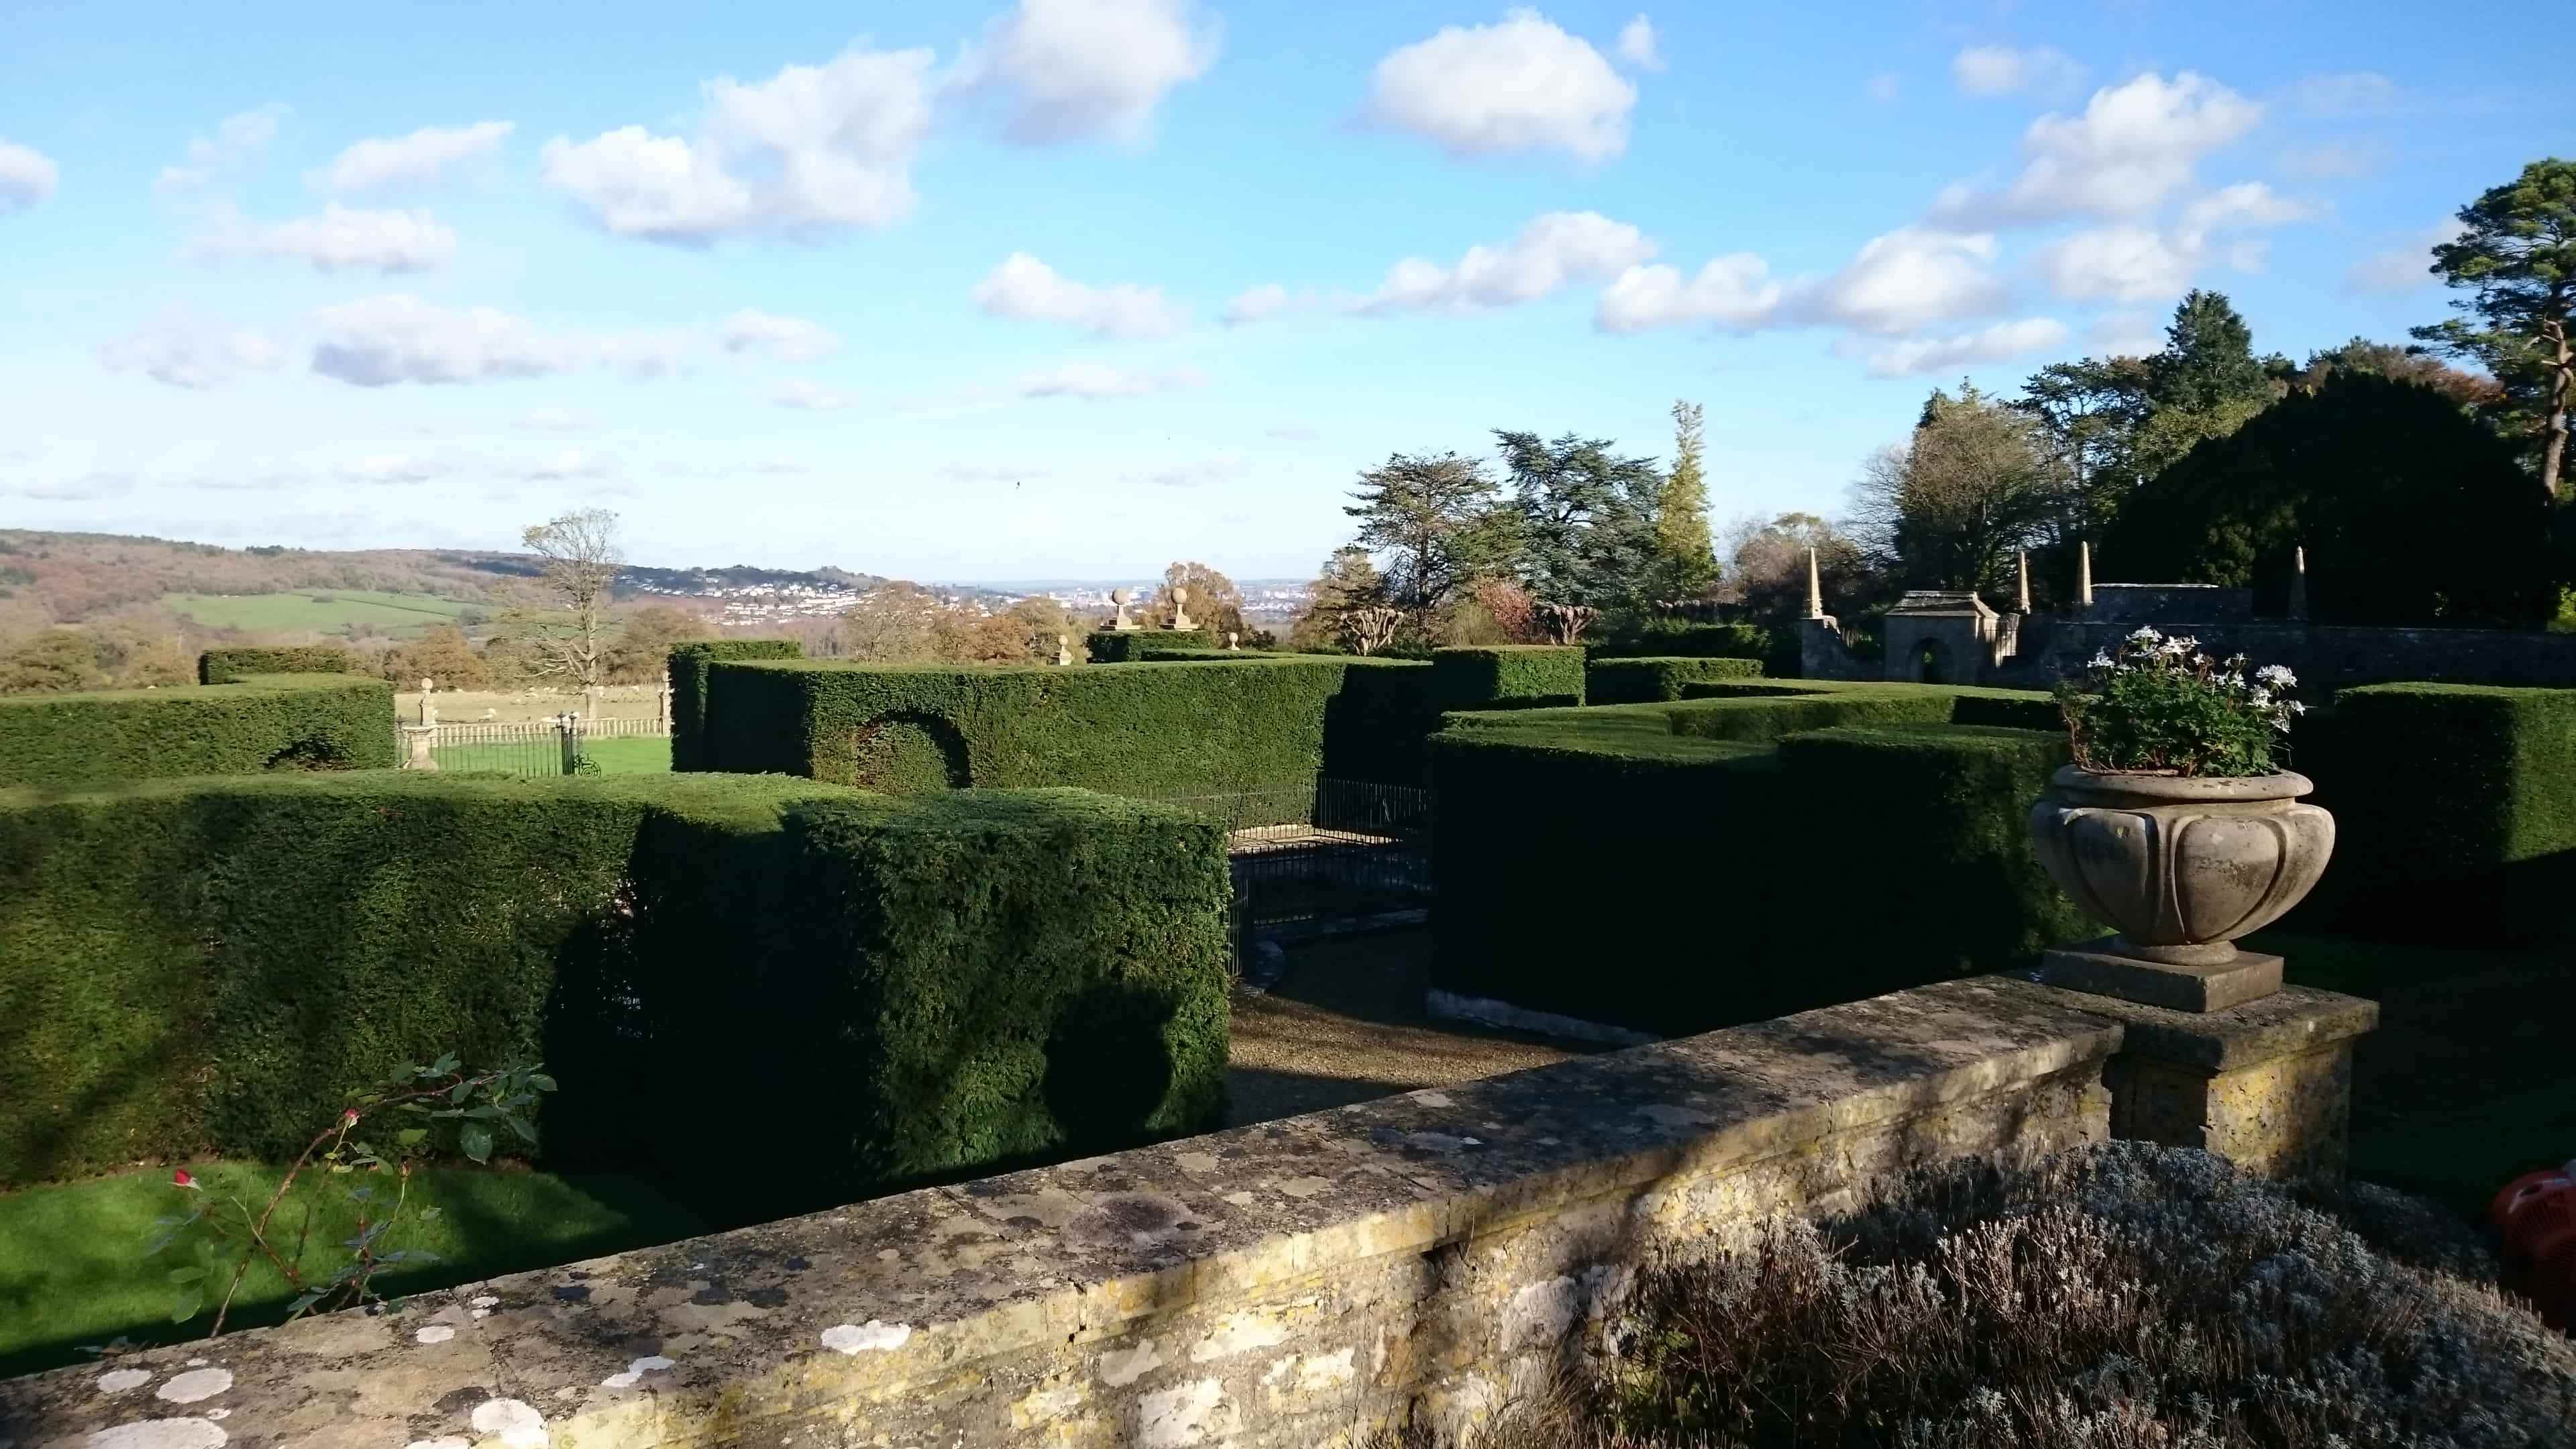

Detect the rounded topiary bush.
[{"left": 849, "top": 712, "right": 969, "bottom": 793}]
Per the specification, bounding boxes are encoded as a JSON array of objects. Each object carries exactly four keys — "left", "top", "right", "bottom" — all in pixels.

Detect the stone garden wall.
[{"left": 1, "top": 977, "right": 2131, "bottom": 1449}]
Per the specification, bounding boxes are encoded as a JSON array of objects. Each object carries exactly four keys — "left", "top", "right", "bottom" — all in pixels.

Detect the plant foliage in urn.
[
  {"left": 2054, "top": 627, "right": 2305, "bottom": 778},
  {"left": 2032, "top": 627, "right": 2333, "bottom": 977}
]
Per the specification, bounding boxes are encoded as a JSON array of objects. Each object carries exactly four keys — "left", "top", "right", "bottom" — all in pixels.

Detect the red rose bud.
[
  {"left": 342, "top": 1108, "right": 362, "bottom": 1126},
  {"left": 172, "top": 1169, "right": 199, "bottom": 1190}
]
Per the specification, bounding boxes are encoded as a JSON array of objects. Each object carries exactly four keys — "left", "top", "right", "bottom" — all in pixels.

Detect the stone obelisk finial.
[
  {"left": 2288, "top": 545, "right": 2309, "bottom": 621},
  {"left": 2076, "top": 540, "right": 2094, "bottom": 610},
  {"left": 1805, "top": 547, "right": 1824, "bottom": 621},
  {"left": 2015, "top": 549, "right": 2031, "bottom": 613}
]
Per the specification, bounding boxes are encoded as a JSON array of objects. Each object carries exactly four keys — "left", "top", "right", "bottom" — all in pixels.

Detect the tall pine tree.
[{"left": 1652, "top": 400, "right": 1719, "bottom": 598}]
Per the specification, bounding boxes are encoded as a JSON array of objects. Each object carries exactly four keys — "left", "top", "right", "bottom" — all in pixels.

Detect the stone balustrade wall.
[{"left": 3, "top": 977, "right": 2133, "bottom": 1449}]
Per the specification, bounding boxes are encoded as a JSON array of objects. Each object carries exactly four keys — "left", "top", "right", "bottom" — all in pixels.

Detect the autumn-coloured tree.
[
  {"left": 381, "top": 626, "right": 490, "bottom": 690},
  {"left": 604, "top": 604, "right": 711, "bottom": 682},
  {"left": 1149, "top": 561, "right": 1246, "bottom": 637}
]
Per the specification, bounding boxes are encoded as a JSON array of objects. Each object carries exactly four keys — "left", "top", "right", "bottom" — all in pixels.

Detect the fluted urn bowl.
[{"left": 2027, "top": 766, "right": 2334, "bottom": 965}]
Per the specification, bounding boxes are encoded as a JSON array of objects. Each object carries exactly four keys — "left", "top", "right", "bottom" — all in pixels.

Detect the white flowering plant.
[{"left": 2055, "top": 627, "right": 2304, "bottom": 777}]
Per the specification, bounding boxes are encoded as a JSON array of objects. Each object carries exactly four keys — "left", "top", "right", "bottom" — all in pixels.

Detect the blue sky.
[{"left": 0, "top": 1, "right": 2563, "bottom": 583}]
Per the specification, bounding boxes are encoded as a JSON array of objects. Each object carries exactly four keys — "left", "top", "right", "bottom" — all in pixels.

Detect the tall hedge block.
[
  {"left": 0, "top": 675, "right": 396, "bottom": 788},
  {"left": 2304, "top": 684, "right": 2576, "bottom": 943},
  {"left": 1430, "top": 684, "right": 2080, "bottom": 1036},
  {"left": 199, "top": 645, "right": 357, "bottom": 684},
  {"left": 1087, "top": 630, "right": 1211, "bottom": 662},
  {"left": 667, "top": 638, "right": 803, "bottom": 771},
  {"left": 698, "top": 655, "right": 1436, "bottom": 801},
  {"left": 0, "top": 773, "right": 1232, "bottom": 1212},
  {"left": 1585, "top": 655, "right": 1764, "bottom": 704},
  {"left": 783, "top": 791, "right": 1230, "bottom": 1187},
  {"left": 1431, "top": 645, "right": 1586, "bottom": 712}
]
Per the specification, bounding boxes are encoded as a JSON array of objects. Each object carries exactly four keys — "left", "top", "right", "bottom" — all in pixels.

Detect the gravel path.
[{"left": 1226, "top": 928, "right": 1602, "bottom": 1127}]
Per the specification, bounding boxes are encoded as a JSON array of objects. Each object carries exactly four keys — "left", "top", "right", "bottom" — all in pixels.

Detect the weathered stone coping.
[
  {"left": 2028, "top": 981, "right": 2379, "bottom": 1070},
  {"left": 1, "top": 977, "right": 2125, "bottom": 1449}
]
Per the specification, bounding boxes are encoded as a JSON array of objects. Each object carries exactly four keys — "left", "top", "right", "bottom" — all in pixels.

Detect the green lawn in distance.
[
  {"left": 429, "top": 736, "right": 672, "bottom": 775},
  {"left": 0, "top": 1161, "right": 703, "bottom": 1377},
  {"left": 2254, "top": 928, "right": 2576, "bottom": 1218},
  {"left": 163, "top": 590, "right": 473, "bottom": 639}
]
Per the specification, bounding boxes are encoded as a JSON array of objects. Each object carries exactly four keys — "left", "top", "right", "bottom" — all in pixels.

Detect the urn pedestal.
[
  {"left": 2023, "top": 764, "right": 2370, "bottom": 1180},
  {"left": 2027, "top": 766, "right": 2334, "bottom": 1010}
]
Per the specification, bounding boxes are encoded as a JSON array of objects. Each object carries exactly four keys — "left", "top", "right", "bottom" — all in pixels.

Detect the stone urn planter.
[{"left": 2028, "top": 766, "right": 2335, "bottom": 967}]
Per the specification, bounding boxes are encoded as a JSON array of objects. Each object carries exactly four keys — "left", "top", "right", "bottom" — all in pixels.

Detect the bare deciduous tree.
[
  {"left": 1338, "top": 606, "right": 1403, "bottom": 657},
  {"left": 515, "top": 508, "right": 623, "bottom": 690}
]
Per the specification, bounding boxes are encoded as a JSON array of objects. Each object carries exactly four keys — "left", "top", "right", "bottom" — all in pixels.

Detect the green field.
[
  {"left": 431, "top": 736, "right": 671, "bottom": 775},
  {"left": 163, "top": 590, "right": 476, "bottom": 639},
  {"left": 0, "top": 1161, "right": 702, "bottom": 1376}
]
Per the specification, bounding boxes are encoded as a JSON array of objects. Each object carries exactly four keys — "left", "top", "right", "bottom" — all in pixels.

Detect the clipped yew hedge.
[
  {"left": 1585, "top": 655, "right": 1764, "bottom": 704},
  {"left": 696, "top": 655, "right": 1438, "bottom": 802},
  {"left": 1432, "top": 645, "right": 1586, "bottom": 712},
  {"left": 0, "top": 674, "right": 396, "bottom": 788},
  {"left": 0, "top": 773, "right": 1231, "bottom": 1214},
  {"left": 199, "top": 645, "right": 357, "bottom": 684},
  {"left": 667, "top": 638, "right": 803, "bottom": 771},
  {"left": 1430, "top": 684, "right": 2080, "bottom": 1034},
  {"left": 1087, "top": 629, "right": 1213, "bottom": 661},
  {"left": 2304, "top": 683, "right": 2576, "bottom": 944}
]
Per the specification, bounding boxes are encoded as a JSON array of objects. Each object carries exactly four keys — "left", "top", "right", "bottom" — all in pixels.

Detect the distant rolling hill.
[{"left": 0, "top": 529, "right": 1016, "bottom": 635}]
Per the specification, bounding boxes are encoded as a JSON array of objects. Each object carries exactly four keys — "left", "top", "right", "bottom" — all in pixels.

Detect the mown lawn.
[
  {"left": 0, "top": 1162, "right": 703, "bottom": 1377},
  {"left": 2253, "top": 928, "right": 2576, "bottom": 1217},
  {"left": 429, "top": 736, "right": 671, "bottom": 775}
]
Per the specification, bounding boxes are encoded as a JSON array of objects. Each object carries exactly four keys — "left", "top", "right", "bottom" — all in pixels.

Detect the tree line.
[{"left": 1294, "top": 156, "right": 2575, "bottom": 650}]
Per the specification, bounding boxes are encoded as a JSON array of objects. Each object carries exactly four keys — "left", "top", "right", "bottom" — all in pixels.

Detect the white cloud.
[
  {"left": 1358, "top": 211, "right": 1655, "bottom": 313},
  {"left": 962, "top": 0, "right": 1219, "bottom": 144},
  {"left": 1364, "top": 9, "right": 1638, "bottom": 162},
  {"left": 2175, "top": 181, "right": 2312, "bottom": 248},
  {"left": 345, "top": 453, "right": 441, "bottom": 484},
  {"left": 1951, "top": 45, "right": 2085, "bottom": 98},
  {"left": 720, "top": 309, "right": 839, "bottom": 363},
  {"left": 2089, "top": 311, "right": 2165, "bottom": 359},
  {"left": 1860, "top": 317, "right": 2069, "bottom": 378},
  {"left": 307, "top": 294, "right": 690, "bottom": 387},
  {"left": 187, "top": 203, "right": 457, "bottom": 272},
  {"left": 2288, "top": 71, "right": 2396, "bottom": 118},
  {"left": 2041, "top": 226, "right": 2192, "bottom": 303},
  {"left": 97, "top": 313, "right": 287, "bottom": 389},
  {"left": 1931, "top": 71, "right": 2261, "bottom": 224},
  {"left": 319, "top": 121, "right": 514, "bottom": 191},
  {"left": 2344, "top": 219, "right": 2467, "bottom": 294},
  {"left": 0, "top": 138, "right": 58, "bottom": 213},
  {"left": 1613, "top": 16, "right": 1663, "bottom": 71},
  {"left": 542, "top": 45, "right": 934, "bottom": 243},
  {"left": 1221, "top": 283, "right": 1292, "bottom": 327},
  {"left": 2039, "top": 184, "right": 2312, "bottom": 305},
  {"left": 158, "top": 105, "right": 288, "bottom": 193},
  {"left": 1016, "top": 362, "right": 1205, "bottom": 398},
  {"left": 973, "top": 253, "right": 1189, "bottom": 337},
  {"left": 773, "top": 378, "right": 859, "bottom": 411},
  {"left": 520, "top": 448, "right": 610, "bottom": 481},
  {"left": 1801, "top": 227, "right": 2005, "bottom": 335},
  {"left": 1138, "top": 453, "right": 1249, "bottom": 488},
  {"left": 1595, "top": 254, "right": 1781, "bottom": 332}
]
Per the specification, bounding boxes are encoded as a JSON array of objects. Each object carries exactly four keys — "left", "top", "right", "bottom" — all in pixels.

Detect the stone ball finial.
[
  {"left": 1173, "top": 586, "right": 1189, "bottom": 604},
  {"left": 1110, "top": 587, "right": 1132, "bottom": 604}
]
